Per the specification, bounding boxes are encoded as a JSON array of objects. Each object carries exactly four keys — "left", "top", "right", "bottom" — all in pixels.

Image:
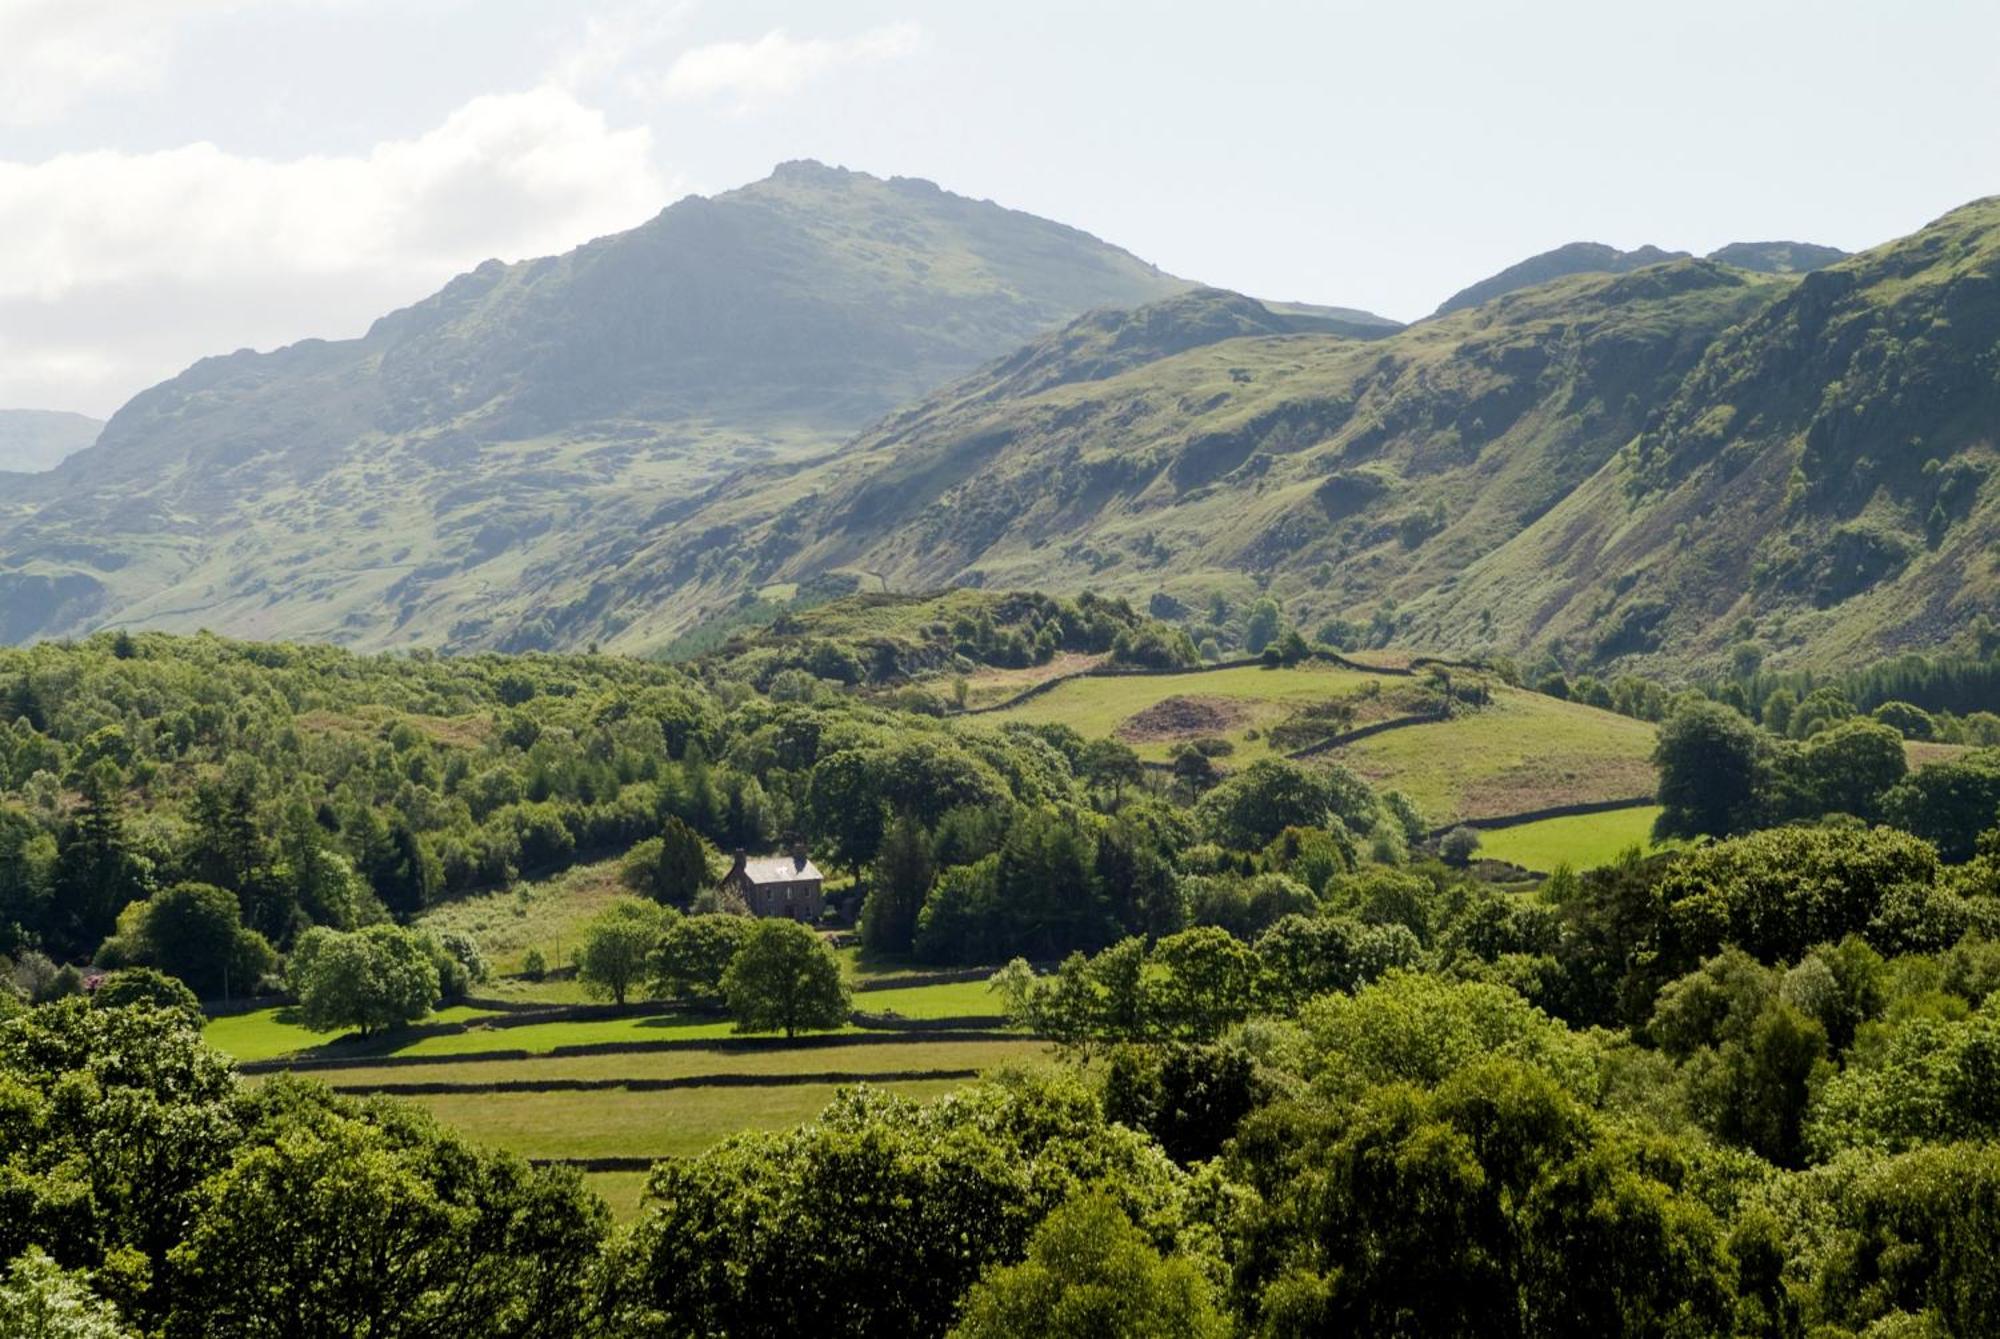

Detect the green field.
[
  {"left": 988, "top": 662, "right": 1389, "bottom": 762},
  {"left": 204, "top": 974, "right": 1009, "bottom": 1064},
  {"left": 852, "top": 979, "right": 1005, "bottom": 1018},
  {"left": 405, "top": 1078, "right": 972, "bottom": 1162},
  {"left": 1473, "top": 805, "right": 1672, "bottom": 873},
  {"left": 987, "top": 661, "right": 1656, "bottom": 825},
  {"left": 303, "top": 1038, "right": 1047, "bottom": 1091},
  {"left": 1337, "top": 690, "right": 1657, "bottom": 825}
]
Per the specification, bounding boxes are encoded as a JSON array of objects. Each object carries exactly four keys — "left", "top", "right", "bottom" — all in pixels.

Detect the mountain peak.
[
  {"left": 1704, "top": 240, "right": 1848, "bottom": 274},
  {"left": 1433, "top": 241, "right": 1691, "bottom": 317}
]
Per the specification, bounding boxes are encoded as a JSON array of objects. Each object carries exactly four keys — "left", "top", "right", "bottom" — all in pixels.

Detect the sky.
[{"left": 4, "top": 0, "right": 1998, "bottom": 419}]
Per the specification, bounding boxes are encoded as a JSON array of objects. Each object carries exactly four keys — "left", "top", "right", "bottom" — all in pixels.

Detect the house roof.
[{"left": 736, "top": 854, "right": 824, "bottom": 885}]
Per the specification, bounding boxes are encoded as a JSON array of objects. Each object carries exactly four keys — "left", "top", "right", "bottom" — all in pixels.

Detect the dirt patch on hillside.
[{"left": 1117, "top": 696, "right": 1252, "bottom": 743}]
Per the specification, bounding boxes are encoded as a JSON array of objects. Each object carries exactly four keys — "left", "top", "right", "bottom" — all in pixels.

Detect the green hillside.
[
  {"left": 0, "top": 162, "right": 1190, "bottom": 651},
  {"left": 645, "top": 264, "right": 1787, "bottom": 661},
  {"left": 636, "top": 203, "right": 1993, "bottom": 677},
  {"left": 1408, "top": 196, "right": 2000, "bottom": 674}
]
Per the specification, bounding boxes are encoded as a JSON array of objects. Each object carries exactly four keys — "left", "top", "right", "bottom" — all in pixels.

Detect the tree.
[
  {"left": 165, "top": 1084, "right": 607, "bottom": 1339},
  {"left": 624, "top": 817, "right": 713, "bottom": 907},
  {"left": 0, "top": 1248, "right": 134, "bottom": 1338},
  {"left": 861, "top": 814, "right": 933, "bottom": 956},
  {"left": 948, "top": 1195, "right": 1228, "bottom": 1339},
  {"left": 1653, "top": 701, "right": 1768, "bottom": 839},
  {"left": 124, "top": 882, "right": 277, "bottom": 1000},
  {"left": 1789, "top": 718, "right": 1906, "bottom": 822},
  {"left": 290, "top": 924, "right": 441, "bottom": 1037},
  {"left": 575, "top": 899, "right": 664, "bottom": 1007},
  {"left": 1883, "top": 751, "right": 2000, "bottom": 861},
  {"left": 995, "top": 808, "right": 1109, "bottom": 958},
  {"left": 650, "top": 913, "right": 753, "bottom": 1005},
  {"left": 1080, "top": 739, "right": 1144, "bottom": 809},
  {"left": 1245, "top": 598, "right": 1283, "bottom": 654},
  {"left": 721, "top": 919, "right": 850, "bottom": 1038},
  {"left": 51, "top": 762, "right": 149, "bottom": 958},
  {"left": 91, "top": 967, "right": 201, "bottom": 1017},
  {"left": 1440, "top": 825, "right": 1482, "bottom": 867},
  {"left": 599, "top": 1075, "right": 1190, "bottom": 1339},
  {"left": 1149, "top": 927, "right": 1259, "bottom": 1042}
]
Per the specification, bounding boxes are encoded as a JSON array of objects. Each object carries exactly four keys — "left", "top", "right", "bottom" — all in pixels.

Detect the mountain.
[
  {"left": 619, "top": 199, "right": 2000, "bottom": 677},
  {"left": 568, "top": 266, "right": 1788, "bottom": 655},
  {"left": 0, "top": 161, "right": 1192, "bottom": 648},
  {"left": 1406, "top": 196, "right": 2000, "bottom": 670},
  {"left": 1433, "top": 242, "right": 1691, "bottom": 316},
  {"left": 1435, "top": 239, "right": 1847, "bottom": 317},
  {"left": 0, "top": 410, "right": 102, "bottom": 474},
  {"left": 1704, "top": 240, "right": 1848, "bottom": 274}
]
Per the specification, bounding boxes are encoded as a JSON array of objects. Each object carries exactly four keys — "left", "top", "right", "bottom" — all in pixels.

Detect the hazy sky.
[{"left": 5, "top": 0, "right": 1998, "bottom": 417}]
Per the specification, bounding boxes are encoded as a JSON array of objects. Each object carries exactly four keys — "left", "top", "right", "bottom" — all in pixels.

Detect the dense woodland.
[{"left": 8, "top": 619, "right": 2000, "bottom": 1335}]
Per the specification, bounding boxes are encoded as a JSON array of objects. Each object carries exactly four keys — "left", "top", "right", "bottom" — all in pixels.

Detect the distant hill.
[
  {"left": 0, "top": 162, "right": 1190, "bottom": 649},
  {"left": 0, "top": 410, "right": 101, "bottom": 474},
  {"left": 1704, "top": 240, "right": 1848, "bottom": 273},
  {"left": 1434, "top": 238, "right": 1847, "bottom": 316},
  {"left": 1433, "top": 242, "right": 1690, "bottom": 316}
]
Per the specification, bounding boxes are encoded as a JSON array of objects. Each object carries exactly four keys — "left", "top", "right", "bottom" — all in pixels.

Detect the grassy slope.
[
  {"left": 987, "top": 660, "right": 1656, "bottom": 824},
  {"left": 418, "top": 858, "right": 630, "bottom": 977},
  {"left": 990, "top": 662, "right": 1387, "bottom": 761},
  {"left": 1336, "top": 691, "right": 1658, "bottom": 824},
  {"left": 1408, "top": 197, "right": 2000, "bottom": 675},
  {"left": 654, "top": 265, "right": 1791, "bottom": 667}
]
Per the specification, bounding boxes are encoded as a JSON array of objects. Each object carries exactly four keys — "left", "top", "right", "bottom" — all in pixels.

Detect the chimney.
[
  {"left": 728, "top": 849, "right": 747, "bottom": 880},
  {"left": 789, "top": 835, "right": 808, "bottom": 868}
]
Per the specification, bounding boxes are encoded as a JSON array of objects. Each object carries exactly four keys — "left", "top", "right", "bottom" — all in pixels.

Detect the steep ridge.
[
  {"left": 1407, "top": 197, "right": 2000, "bottom": 670},
  {"left": 0, "top": 162, "right": 1194, "bottom": 649}
]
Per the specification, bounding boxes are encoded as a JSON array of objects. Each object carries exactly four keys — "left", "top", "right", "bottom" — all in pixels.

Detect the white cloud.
[
  {"left": 0, "top": 85, "right": 672, "bottom": 415},
  {"left": 0, "top": 0, "right": 247, "bottom": 126},
  {"left": 657, "top": 22, "right": 921, "bottom": 107}
]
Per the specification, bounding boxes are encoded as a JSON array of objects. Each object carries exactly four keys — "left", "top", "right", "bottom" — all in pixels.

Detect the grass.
[
  {"left": 402, "top": 1078, "right": 972, "bottom": 1161},
  {"left": 987, "top": 657, "right": 1656, "bottom": 825},
  {"left": 1336, "top": 689, "right": 1657, "bottom": 825},
  {"left": 852, "top": 979, "right": 1005, "bottom": 1018},
  {"left": 205, "top": 977, "right": 1013, "bottom": 1063},
  {"left": 204, "top": 1004, "right": 501, "bottom": 1064},
  {"left": 989, "top": 662, "right": 1386, "bottom": 762},
  {"left": 293, "top": 1039, "right": 1048, "bottom": 1090},
  {"left": 1473, "top": 805, "right": 1672, "bottom": 873},
  {"left": 585, "top": 1170, "right": 654, "bottom": 1223},
  {"left": 418, "top": 858, "right": 629, "bottom": 977}
]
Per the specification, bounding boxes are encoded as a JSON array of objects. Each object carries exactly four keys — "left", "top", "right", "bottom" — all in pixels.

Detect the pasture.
[
  {"left": 987, "top": 661, "right": 1390, "bottom": 762},
  {"left": 1472, "top": 805, "right": 1672, "bottom": 873},
  {"left": 985, "top": 659, "right": 1658, "bottom": 825},
  {"left": 1333, "top": 689, "right": 1656, "bottom": 824}
]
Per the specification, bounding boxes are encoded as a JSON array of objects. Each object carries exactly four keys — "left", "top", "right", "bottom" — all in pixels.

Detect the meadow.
[
  {"left": 988, "top": 661, "right": 1394, "bottom": 762},
  {"left": 1335, "top": 690, "right": 1658, "bottom": 824},
  {"left": 1472, "top": 805, "right": 1672, "bottom": 873},
  {"left": 987, "top": 660, "right": 1659, "bottom": 825}
]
